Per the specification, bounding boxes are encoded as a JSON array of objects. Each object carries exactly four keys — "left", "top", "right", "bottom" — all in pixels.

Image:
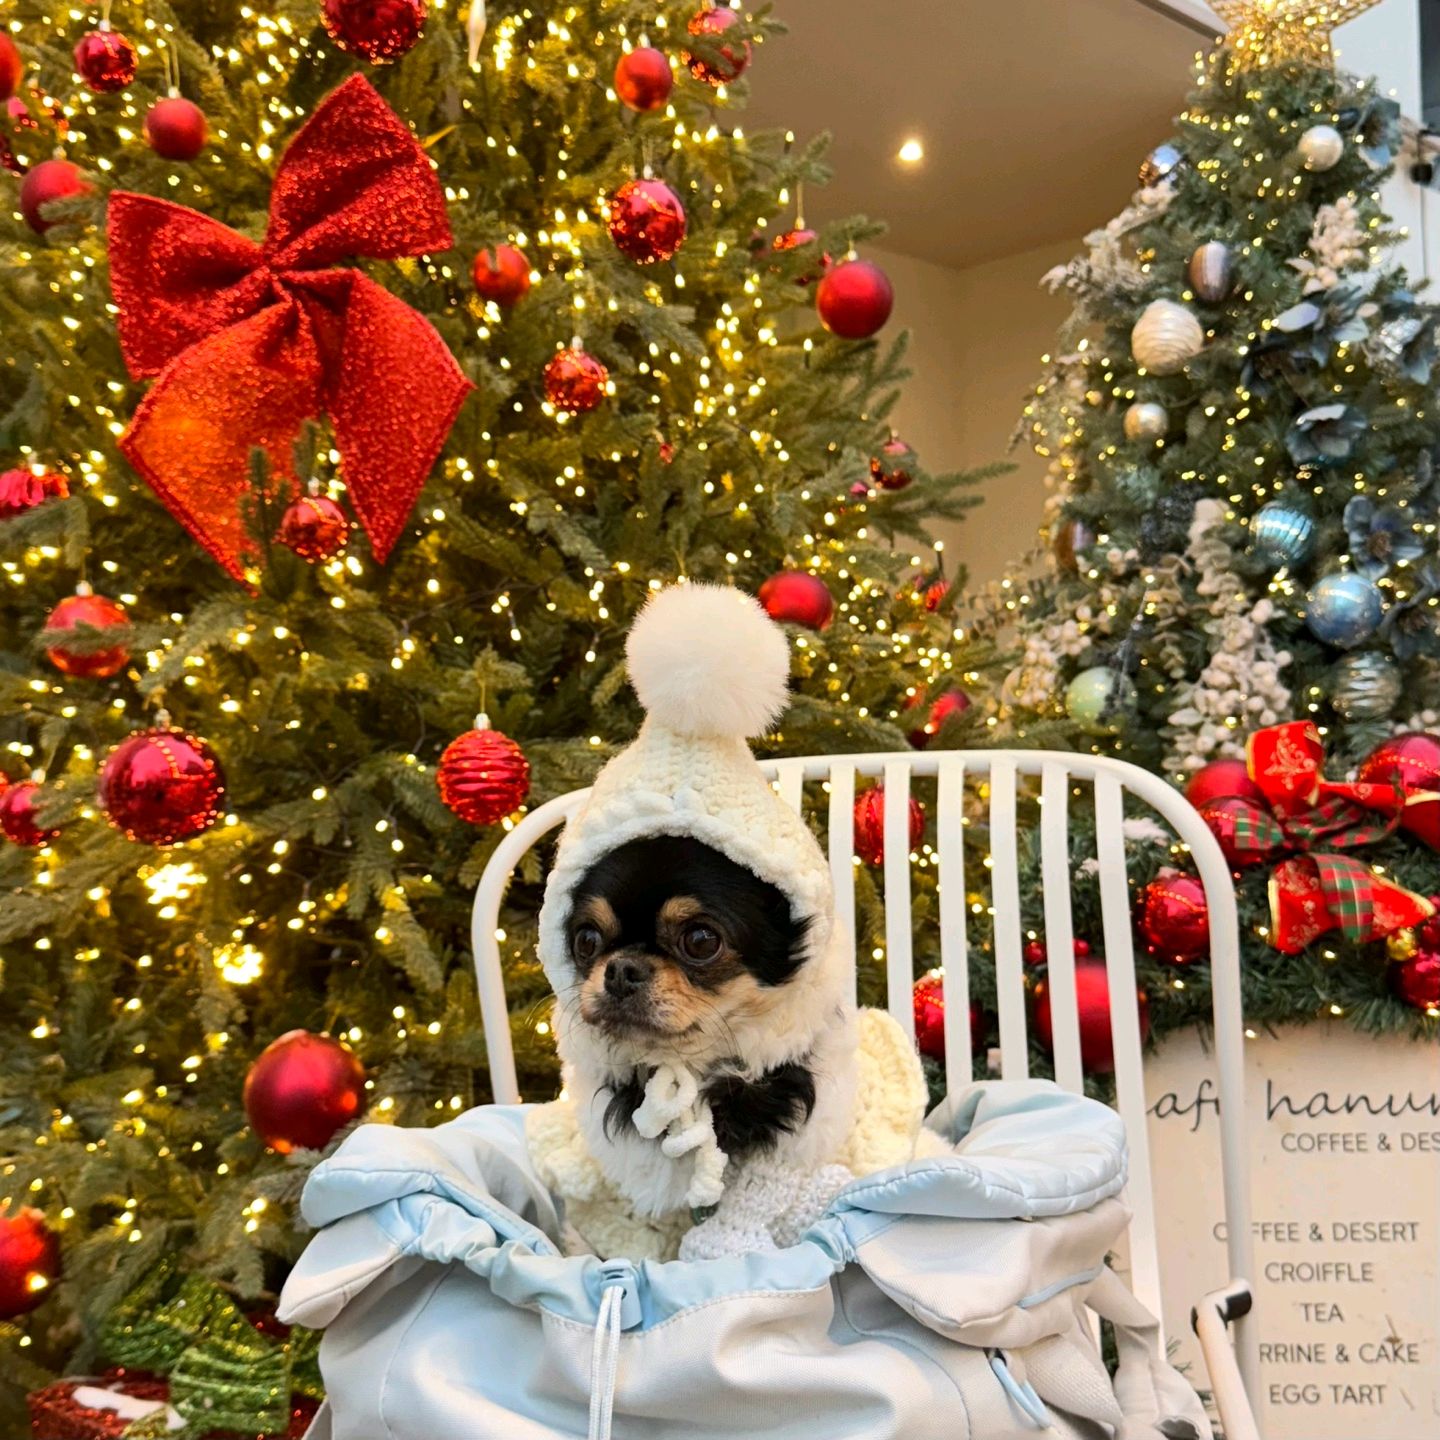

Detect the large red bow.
[{"left": 108, "top": 76, "right": 473, "bottom": 581}]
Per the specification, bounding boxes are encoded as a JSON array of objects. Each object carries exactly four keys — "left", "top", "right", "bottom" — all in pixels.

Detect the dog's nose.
[{"left": 604, "top": 955, "right": 651, "bottom": 999}]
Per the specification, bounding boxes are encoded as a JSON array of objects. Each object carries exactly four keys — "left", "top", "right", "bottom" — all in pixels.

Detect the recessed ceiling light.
[{"left": 897, "top": 138, "right": 924, "bottom": 165}]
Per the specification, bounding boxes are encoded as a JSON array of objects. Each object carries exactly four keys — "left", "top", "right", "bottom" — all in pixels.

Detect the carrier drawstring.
[
  {"left": 587, "top": 1277, "right": 626, "bottom": 1440},
  {"left": 988, "top": 1351, "right": 1056, "bottom": 1431}
]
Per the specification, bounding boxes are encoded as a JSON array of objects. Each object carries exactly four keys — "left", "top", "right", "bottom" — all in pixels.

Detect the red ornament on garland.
[
  {"left": 0, "top": 780, "right": 57, "bottom": 848},
  {"left": 853, "top": 785, "right": 925, "bottom": 867},
  {"left": 615, "top": 45, "right": 673, "bottom": 112},
  {"left": 471, "top": 243, "right": 531, "bottom": 307},
  {"left": 1138, "top": 873, "right": 1210, "bottom": 964},
  {"left": 607, "top": 177, "right": 686, "bottom": 264},
  {"left": 145, "top": 93, "right": 207, "bottom": 160},
  {"left": 757, "top": 570, "right": 833, "bottom": 630},
  {"left": 0, "top": 34, "right": 23, "bottom": 101},
  {"left": 1391, "top": 946, "right": 1440, "bottom": 1013},
  {"left": 277, "top": 492, "right": 350, "bottom": 563},
  {"left": 1357, "top": 732, "right": 1440, "bottom": 850},
  {"left": 322, "top": 0, "right": 427, "bottom": 64},
  {"left": 770, "top": 227, "right": 831, "bottom": 286},
  {"left": 912, "top": 972, "right": 986, "bottom": 1063},
  {"left": 1184, "top": 757, "right": 1264, "bottom": 809},
  {"left": 1033, "top": 958, "right": 1150, "bottom": 1075},
  {"left": 870, "top": 436, "right": 914, "bottom": 491},
  {"left": 0, "top": 468, "right": 68, "bottom": 519},
  {"left": 438, "top": 716, "right": 531, "bottom": 825},
  {"left": 74, "top": 23, "right": 137, "bottom": 94},
  {"left": 544, "top": 345, "right": 608, "bottom": 414},
  {"left": 42, "top": 588, "right": 131, "bottom": 679},
  {"left": 816, "top": 258, "right": 894, "bottom": 339},
  {"left": 684, "top": 4, "right": 750, "bottom": 85},
  {"left": 99, "top": 727, "right": 226, "bottom": 845},
  {"left": 19, "top": 157, "right": 89, "bottom": 234},
  {"left": 244, "top": 1030, "right": 367, "bottom": 1154},
  {"left": 1198, "top": 794, "right": 1271, "bottom": 870},
  {"left": 0, "top": 1208, "right": 61, "bottom": 1320},
  {"left": 907, "top": 687, "right": 970, "bottom": 749}
]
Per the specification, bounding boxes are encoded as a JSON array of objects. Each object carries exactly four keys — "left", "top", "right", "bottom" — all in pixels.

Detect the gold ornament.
[
  {"left": 1211, "top": 0, "right": 1383, "bottom": 69},
  {"left": 1131, "top": 300, "right": 1205, "bottom": 376},
  {"left": 1387, "top": 928, "right": 1419, "bottom": 962}
]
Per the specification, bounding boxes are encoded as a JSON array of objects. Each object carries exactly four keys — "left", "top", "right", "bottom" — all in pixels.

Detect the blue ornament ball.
[
  {"left": 1305, "top": 573, "right": 1383, "bottom": 649},
  {"left": 1250, "top": 501, "right": 1314, "bottom": 569},
  {"left": 1065, "top": 666, "right": 1138, "bottom": 735}
]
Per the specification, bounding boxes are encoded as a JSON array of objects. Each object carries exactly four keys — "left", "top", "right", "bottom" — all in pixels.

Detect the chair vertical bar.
[
  {"left": 773, "top": 759, "right": 804, "bottom": 813},
  {"left": 936, "top": 758, "right": 971, "bottom": 1097},
  {"left": 827, "top": 762, "right": 858, "bottom": 990},
  {"left": 1093, "top": 771, "right": 1164, "bottom": 1324},
  {"left": 988, "top": 758, "right": 1029, "bottom": 1081},
  {"left": 883, "top": 760, "right": 916, "bottom": 1044},
  {"left": 1040, "top": 763, "right": 1084, "bottom": 1093}
]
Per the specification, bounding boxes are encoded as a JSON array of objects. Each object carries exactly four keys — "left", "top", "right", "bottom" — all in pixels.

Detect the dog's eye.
[
  {"left": 572, "top": 924, "right": 604, "bottom": 963},
  {"left": 679, "top": 923, "right": 721, "bottom": 962}
]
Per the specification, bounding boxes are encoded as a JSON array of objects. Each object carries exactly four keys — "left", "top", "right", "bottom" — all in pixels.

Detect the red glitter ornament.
[
  {"left": 244, "top": 1030, "right": 367, "bottom": 1154},
  {"left": 277, "top": 492, "right": 350, "bottom": 563},
  {"left": 757, "top": 570, "right": 833, "bottom": 630},
  {"left": 770, "top": 227, "right": 831, "bottom": 286},
  {"left": 1138, "top": 873, "right": 1210, "bottom": 964},
  {"left": 99, "top": 727, "right": 226, "bottom": 845},
  {"left": 472, "top": 243, "right": 531, "bottom": 307},
  {"left": 1357, "top": 732, "right": 1440, "bottom": 850},
  {"left": 870, "top": 436, "right": 914, "bottom": 491},
  {"left": 907, "top": 687, "right": 970, "bottom": 748},
  {"left": 853, "top": 785, "right": 925, "bottom": 867},
  {"left": 0, "top": 467, "right": 68, "bottom": 519},
  {"left": 19, "top": 157, "right": 89, "bottom": 234},
  {"left": 0, "top": 1208, "right": 61, "bottom": 1321},
  {"left": 816, "top": 259, "right": 894, "bottom": 339},
  {"left": 145, "top": 93, "right": 207, "bottom": 160},
  {"left": 322, "top": 0, "right": 427, "bottom": 64},
  {"left": 74, "top": 24, "right": 137, "bottom": 94},
  {"left": 1391, "top": 946, "right": 1440, "bottom": 1013},
  {"left": 912, "top": 972, "right": 986, "bottom": 1064},
  {"left": 42, "top": 590, "right": 131, "bottom": 679},
  {"left": 608, "top": 177, "right": 687, "bottom": 264},
  {"left": 922, "top": 578, "right": 950, "bottom": 612},
  {"left": 1033, "top": 958, "right": 1150, "bottom": 1075},
  {"left": 1198, "top": 794, "right": 1271, "bottom": 870},
  {"left": 438, "top": 719, "right": 531, "bottom": 825},
  {"left": 1184, "top": 757, "right": 1264, "bottom": 810},
  {"left": 544, "top": 346, "right": 608, "bottom": 414},
  {"left": 0, "top": 35, "right": 22, "bottom": 101},
  {"left": 615, "top": 45, "right": 673, "bottom": 111},
  {"left": 0, "top": 780, "right": 57, "bottom": 848},
  {"left": 684, "top": 4, "right": 750, "bottom": 86}
]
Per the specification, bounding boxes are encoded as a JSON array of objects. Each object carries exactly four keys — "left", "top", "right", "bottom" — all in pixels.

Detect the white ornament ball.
[
  {"left": 1124, "top": 401, "right": 1168, "bottom": 443},
  {"left": 1131, "top": 300, "right": 1204, "bottom": 376},
  {"left": 1298, "top": 124, "right": 1344, "bottom": 172}
]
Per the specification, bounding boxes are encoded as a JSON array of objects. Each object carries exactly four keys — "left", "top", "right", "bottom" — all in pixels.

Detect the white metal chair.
[{"left": 471, "top": 749, "right": 1262, "bottom": 1440}]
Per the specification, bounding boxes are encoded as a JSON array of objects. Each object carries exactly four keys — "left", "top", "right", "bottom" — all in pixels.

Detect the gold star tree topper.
[{"left": 1212, "top": 0, "right": 1383, "bottom": 68}]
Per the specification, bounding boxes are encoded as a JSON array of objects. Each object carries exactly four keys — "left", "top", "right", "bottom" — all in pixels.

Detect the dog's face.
[{"left": 567, "top": 835, "right": 811, "bottom": 1051}]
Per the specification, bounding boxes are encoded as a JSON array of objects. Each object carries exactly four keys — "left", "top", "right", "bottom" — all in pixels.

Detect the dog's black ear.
[{"left": 705, "top": 1061, "right": 817, "bottom": 1159}]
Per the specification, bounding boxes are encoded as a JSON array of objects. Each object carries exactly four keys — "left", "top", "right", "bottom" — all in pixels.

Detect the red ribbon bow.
[{"left": 108, "top": 76, "right": 473, "bottom": 581}]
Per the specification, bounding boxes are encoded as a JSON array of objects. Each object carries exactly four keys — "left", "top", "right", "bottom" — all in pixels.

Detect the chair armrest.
[{"left": 1192, "top": 1281, "right": 1260, "bottom": 1440}]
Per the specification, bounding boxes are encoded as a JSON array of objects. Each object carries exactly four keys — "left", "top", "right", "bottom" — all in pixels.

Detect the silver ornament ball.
[
  {"left": 1188, "top": 241, "right": 1234, "bottom": 303},
  {"left": 1139, "top": 143, "right": 1183, "bottom": 186},
  {"left": 1131, "top": 300, "right": 1205, "bottom": 376},
  {"left": 1330, "top": 652, "right": 1403, "bottom": 721},
  {"left": 1250, "top": 501, "right": 1315, "bottom": 569},
  {"left": 1298, "top": 124, "right": 1344, "bottom": 172},
  {"left": 1305, "top": 573, "right": 1384, "bottom": 650},
  {"left": 1124, "top": 401, "right": 1169, "bottom": 443}
]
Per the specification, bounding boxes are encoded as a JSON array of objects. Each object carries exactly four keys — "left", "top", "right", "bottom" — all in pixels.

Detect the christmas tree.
[
  {"left": 0, "top": 1, "right": 993, "bottom": 1423},
  {"left": 992, "top": 0, "right": 1440, "bottom": 1034}
]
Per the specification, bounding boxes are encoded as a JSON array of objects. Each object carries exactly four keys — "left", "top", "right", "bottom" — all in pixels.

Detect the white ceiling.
[{"left": 743, "top": 0, "right": 1221, "bottom": 270}]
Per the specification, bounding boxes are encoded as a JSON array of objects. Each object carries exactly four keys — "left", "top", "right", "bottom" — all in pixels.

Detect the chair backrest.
[{"left": 471, "top": 748, "right": 1257, "bottom": 1388}]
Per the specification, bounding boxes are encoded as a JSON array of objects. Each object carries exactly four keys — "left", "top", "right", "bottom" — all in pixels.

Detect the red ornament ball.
[
  {"left": 0, "top": 1208, "right": 61, "bottom": 1321},
  {"left": 912, "top": 972, "right": 987, "bottom": 1064},
  {"left": 853, "top": 785, "right": 925, "bottom": 867},
  {"left": 758, "top": 570, "right": 833, "bottom": 631},
  {"left": 244, "top": 1031, "right": 367, "bottom": 1155},
  {"left": 907, "top": 688, "right": 970, "bottom": 749},
  {"left": 1358, "top": 732, "right": 1440, "bottom": 850},
  {"left": 1391, "top": 947, "right": 1440, "bottom": 1013},
  {"left": 817, "top": 259, "right": 894, "bottom": 340},
  {"left": 322, "top": 0, "right": 427, "bottom": 63},
  {"left": 19, "top": 158, "right": 89, "bottom": 234},
  {"left": 472, "top": 243, "right": 531, "bottom": 307},
  {"left": 608, "top": 177, "right": 687, "bottom": 264},
  {"left": 544, "top": 347, "right": 608, "bottom": 414},
  {"left": 277, "top": 493, "right": 350, "bottom": 563},
  {"left": 145, "top": 94, "right": 207, "bottom": 160},
  {"left": 870, "top": 437, "right": 914, "bottom": 491},
  {"left": 43, "top": 591, "right": 130, "bottom": 679},
  {"left": 73, "top": 26, "right": 137, "bottom": 94},
  {"left": 1024, "top": 937, "right": 1093, "bottom": 966},
  {"left": 0, "top": 35, "right": 22, "bottom": 102},
  {"left": 770, "top": 227, "right": 831, "bottom": 286},
  {"left": 99, "top": 728, "right": 226, "bottom": 846},
  {"left": 438, "top": 723, "right": 531, "bottom": 825},
  {"left": 615, "top": 45, "right": 673, "bottom": 111},
  {"left": 0, "top": 780, "right": 57, "bottom": 848},
  {"left": 1138, "top": 873, "right": 1210, "bottom": 964},
  {"left": 1184, "top": 757, "right": 1263, "bottom": 809},
  {"left": 0, "top": 468, "right": 68, "bottom": 520},
  {"left": 684, "top": 5, "right": 750, "bottom": 85},
  {"left": 1033, "top": 958, "right": 1150, "bottom": 1075},
  {"left": 1198, "top": 794, "right": 1269, "bottom": 870}
]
